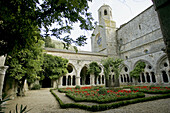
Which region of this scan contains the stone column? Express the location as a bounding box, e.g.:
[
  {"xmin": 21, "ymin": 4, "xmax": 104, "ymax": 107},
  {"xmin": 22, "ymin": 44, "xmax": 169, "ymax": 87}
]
[
  {"xmin": 71, "ymin": 76, "xmax": 72, "ymax": 86},
  {"xmin": 76, "ymin": 76, "xmax": 80, "ymax": 86},
  {"xmin": 149, "ymin": 73, "xmax": 153, "ymax": 83},
  {"xmin": 100, "ymin": 75, "xmax": 102, "ymax": 85},
  {"xmin": 58, "ymin": 76, "xmax": 62, "ymax": 87},
  {"xmin": 144, "ymin": 73, "xmax": 148, "ymax": 83},
  {"xmin": 140, "ymin": 74, "xmax": 143, "ymax": 83},
  {"xmin": 0, "ymin": 66, "xmax": 8, "ymax": 100},
  {"xmin": 53, "ymin": 80, "xmax": 57, "ymax": 88},
  {"xmin": 90, "ymin": 74, "xmax": 95, "ymax": 85}
]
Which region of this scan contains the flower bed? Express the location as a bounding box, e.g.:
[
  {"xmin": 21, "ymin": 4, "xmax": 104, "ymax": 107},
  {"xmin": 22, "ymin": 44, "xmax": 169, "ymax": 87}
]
[
  {"xmin": 58, "ymin": 86, "xmax": 145, "ymax": 103},
  {"xmin": 130, "ymin": 86, "xmax": 170, "ymax": 94},
  {"xmin": 51, "ymin": 89, "xmax": 170, "ymax": 112}
]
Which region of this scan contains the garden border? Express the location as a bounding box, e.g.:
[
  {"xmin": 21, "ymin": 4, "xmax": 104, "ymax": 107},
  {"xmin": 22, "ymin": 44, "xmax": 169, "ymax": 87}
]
[{"xmin": 50, "ymin": 89, "xmax": 170, "ymax": 112}]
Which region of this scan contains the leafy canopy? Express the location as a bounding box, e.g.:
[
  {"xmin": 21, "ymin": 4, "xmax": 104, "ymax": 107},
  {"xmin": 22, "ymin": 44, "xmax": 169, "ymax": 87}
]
[
  {"xmin": 42, "ymin": 54, "xmax": 68, "ymax": 80},
  {"xmin": 101, "ymin": 57, "xmax": 123, "ymax": 80},
  {"xmin": 5, "ymin": 39, "xmax": 44, "ymax": 83},
  {"xmin": 130, "ymin": 61, "xmax": 146, "ymax": 78},
  {"xmin": 87, "ymin": 62, "xmax": 101, "ymax": 76},
  {"xmin": 0, "ymin": 0, "xmax": 94, "ymax": 55}
]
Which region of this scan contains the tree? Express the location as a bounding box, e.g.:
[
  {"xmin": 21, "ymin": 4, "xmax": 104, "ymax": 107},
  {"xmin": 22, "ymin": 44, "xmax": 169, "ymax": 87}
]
[
  {"xmin": 88, "ymin": 62, "xmax": 101, "ymax": 76},
  {"xmin": 5, "ymin": 39, "xmax": 44, "ymax": 96},
  {"xmin": 101, "ymin": 57, "xmax": 123, "ymax": 87},
  {"xmin": 42, "ymin": 54, "xmax": 68, "ymax": 80},
  {"xmin": 130, "ymin": 61, "xmax": 146, "ymax": 85},
  {"xmin": 0, "ymin": 0, "xmax": 94, "ymax": 56},
  {"xmin": 44, "ymin": 36, "xmax": 55, "ymax": 48},
  {"xmin": 88, "ymin": 62, "xmax": 101, "ymax": 84}
]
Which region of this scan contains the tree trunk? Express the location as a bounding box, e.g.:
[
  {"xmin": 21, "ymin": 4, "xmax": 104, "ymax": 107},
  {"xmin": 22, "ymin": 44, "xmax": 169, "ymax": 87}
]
[
  {"xmin": 152, "ymin": 0, "xmax": 170, "ymax": 64},
  {"xmin": 17, "ymin": 78, "xmax": 26, "ymax": 96},
  {"xmin": 114, "ymin": 78, "xmax": 120, "ymax": 87}
]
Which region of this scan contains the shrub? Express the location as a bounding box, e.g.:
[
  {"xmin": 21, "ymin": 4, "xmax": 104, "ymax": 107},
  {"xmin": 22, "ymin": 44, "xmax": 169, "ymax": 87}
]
[
  {"xmin": 98, "ymin": 88, "xmax": 107, "ymax": 94},
  {"xmin": 50, "ymin": 89, "xmax": 170, "ymax": 112},
  {"xmin": 31, "ymin": 84, "xmax": 41, "ymax": 90},
  {"xmin": 75, "ymin": 85, "xmax": 81, "ymax": 89}
]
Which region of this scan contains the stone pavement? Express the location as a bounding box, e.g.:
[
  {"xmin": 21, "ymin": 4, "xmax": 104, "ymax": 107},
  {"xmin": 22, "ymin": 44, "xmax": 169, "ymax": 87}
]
[{"xmin": 4, "ymin": 88, "xmax": 170, "ymax": 113}]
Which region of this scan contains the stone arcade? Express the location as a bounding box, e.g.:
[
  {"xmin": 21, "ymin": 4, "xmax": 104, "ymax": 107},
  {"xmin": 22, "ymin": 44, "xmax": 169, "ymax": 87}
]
[{"xmin": 45, "ymin": 4, "xmax": 170, "ymax": 88}]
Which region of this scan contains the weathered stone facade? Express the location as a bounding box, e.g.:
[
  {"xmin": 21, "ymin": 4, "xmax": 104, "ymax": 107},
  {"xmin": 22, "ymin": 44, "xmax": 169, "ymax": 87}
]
[
  {"xmin": 91, "ymin": 5, "xmax": 169, "ymax": 86},
  {"xmin": 45, "ymin": 48, "xmax": 107, "ymax": 88},
  {"xmin": 45, "ymin": 4, "xmax": 169, "ymax": 88}
]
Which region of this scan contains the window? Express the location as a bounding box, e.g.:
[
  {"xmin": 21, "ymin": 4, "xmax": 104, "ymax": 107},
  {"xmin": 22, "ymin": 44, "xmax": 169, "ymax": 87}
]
[
  {"xmin": 139, "ymin": 25, "xmax": 141, "ymax": 30},
  {"xmin": 144, "ymin": 49, "xmax": 149, "ymax": 54},
  {"xmin": 124, "ymin": 67, "xmax": 128, "ymax": 72},
  {"xmin": 104, "ymin": 9, "xmax": 107, "ymax": 15}
]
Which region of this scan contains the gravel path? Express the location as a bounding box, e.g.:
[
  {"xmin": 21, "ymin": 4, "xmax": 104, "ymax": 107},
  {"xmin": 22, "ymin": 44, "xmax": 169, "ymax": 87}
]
[{"xmin": 4, "ymin": 88, "xmax": 170, "ymax": 113}]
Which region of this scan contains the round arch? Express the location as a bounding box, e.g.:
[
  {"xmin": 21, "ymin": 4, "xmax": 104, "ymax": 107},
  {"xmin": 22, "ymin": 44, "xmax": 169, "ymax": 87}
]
[{"xmin": 67, "ymin": 63, "xmax": 77, "ymax": 74}]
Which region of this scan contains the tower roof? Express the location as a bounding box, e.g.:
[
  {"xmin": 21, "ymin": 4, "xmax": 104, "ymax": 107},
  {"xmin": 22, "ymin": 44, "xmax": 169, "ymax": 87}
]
[{"xmin": 98, "ymin": 4, "xmax": 112, "ymax": 11}]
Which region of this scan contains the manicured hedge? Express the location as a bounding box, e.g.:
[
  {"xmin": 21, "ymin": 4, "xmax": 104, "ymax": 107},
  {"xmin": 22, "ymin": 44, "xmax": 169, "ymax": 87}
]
[
  {"xmin": 50, "ymin": 89, "xmax": 170, "ymax": 112},
  {"xmin": 66, "ymin": 93, "xmax": 145, "ymax": 103},
  {"xmin": 130, "ymin": 86, "xmax": 170, "ymax": 94}
]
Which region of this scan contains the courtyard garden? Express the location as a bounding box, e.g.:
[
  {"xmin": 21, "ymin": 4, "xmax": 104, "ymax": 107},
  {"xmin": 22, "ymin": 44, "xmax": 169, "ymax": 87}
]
[{"xmin": 51, "ymin": 85, "xmax": 170, "ymax": 112}]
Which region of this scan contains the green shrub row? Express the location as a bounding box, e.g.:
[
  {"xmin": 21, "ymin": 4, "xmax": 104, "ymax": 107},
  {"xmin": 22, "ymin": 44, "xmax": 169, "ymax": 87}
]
[
  {"xmin": 66, "ymin": 93, "xmax": 145, "ymax": 104},
  {"xmin": 131, "ymin": 88, "xmax": 170, "ymax": 94},
  {"xmin": 50, "ymin": 89, "xmax": 170, "ymax": 112}
]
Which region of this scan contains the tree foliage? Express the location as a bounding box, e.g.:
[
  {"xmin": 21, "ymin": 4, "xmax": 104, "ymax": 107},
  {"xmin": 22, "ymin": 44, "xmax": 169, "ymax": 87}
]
[
  {"xmin": 101, "ymin": 57, "xmax": 123, "ymax": 80},
  {"xmin": 130, "ymin": 61, "xmax": 146, "ymax": 78},
  {"xmin": 0, "ymin": 0, "xmax": 94, "ymax": 55},
  {"xmin": 87, "ymin": 62, "xmax": 101, "ymax": 76},
  {"xmin": 5, "ymin": 39, "xmax": 44, "ymax": 83},
  {"xmin": 44, "ymin": 36, "xmax": 55, "ymax": 48},
  {"xmin": 42, "ymin": 54, "xmax": 68, "ymax": 80}
]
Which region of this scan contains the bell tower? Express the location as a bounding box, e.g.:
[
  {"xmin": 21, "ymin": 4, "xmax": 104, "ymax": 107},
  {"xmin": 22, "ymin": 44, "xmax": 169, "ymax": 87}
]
[
  {"xmin": 91, "ymin": 4, "xmax": 118, "ymax": 57},
  {"xmin": 98, "ymin": 4, "xmax": 113, "ymax": 25}
]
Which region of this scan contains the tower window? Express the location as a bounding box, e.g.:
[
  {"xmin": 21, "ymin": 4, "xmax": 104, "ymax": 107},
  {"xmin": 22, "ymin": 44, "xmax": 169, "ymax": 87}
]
[
  {"xmin": 104, "ymin": 9, "xmax": 107, "ymax": 15},
  {"xmin": 99, "ymin": 11, "xmax": 101, "ymax": 17},
  {"xmin": 139, "ymin": 25, "xmax": 141, "ymax": 30}
]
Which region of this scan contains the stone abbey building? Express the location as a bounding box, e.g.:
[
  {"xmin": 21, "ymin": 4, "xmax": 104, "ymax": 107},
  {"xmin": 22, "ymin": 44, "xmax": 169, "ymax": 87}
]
[{"xmin": 45, "ymin": 4, "xmax": 170, "ymax": 88}]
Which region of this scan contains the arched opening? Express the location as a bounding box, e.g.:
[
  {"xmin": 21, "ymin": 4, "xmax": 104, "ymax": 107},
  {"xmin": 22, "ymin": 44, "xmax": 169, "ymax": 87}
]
[
  {"xmin": 42, "ymin": 75, "xmax": 51, "ymax": 88},
  {"xmin": 80, "ymin": 66, "xmax": 89, "ymax": 85},
  {"xmin": 112, "ymin": 75, "xmax": 114, "ymax": 82},
  {"xmin": 162, "ymin": 71, "xmax": 168, "ymax": 83},
  {"xmin": 146, "ymin": 73, "xmax": 151, "ymax": 83},
  {"xmin": 127, "ymin": 74, "xmax": 130, "ymax": 82},
  {"xmin": 130, "ymin": 77, "xmax": 133, "ymax": 82},
  {"xmin": 72, "ymin": 75, "xmax": 76, "ymax": 86},
  {"xmin": 164, "ymin": 62, "xmax": 168, "ymax": 67},
  {"xmin": 86, "ymin": 74, "xmax": 90, "ymax": 85},
  {"xmin": 104, "ymin": 9, "xmax": 107, "ymax": 15},
  {"xmin": 142, "ymin": 73, "xmax": 145, "ymax": 83},
  {"xmin": 138, "ymin": 76, "xmax": 141, "ymax": 82},
  {"xmin": 124, "ymin": 67, "xmax": 128, "ymax": 72},
  {"xmin": 121, "ymin": 75, "xmax": 123, "ymax": 82},
  {"xmin": 151, "ymin": 72, "xmax": 156, "ymax": 83},
  {"xmin": 67, "ymin": 65, "xmax": 73, "ymax": 73},
  {"xmin": 62, "ymin": 76, "xmax": 66, "ymax": 86},
  {"xmin": 67, "ymin": 76, "xmax": 71, "ymax": 86},
  {"xmin": 124, "ymin": 74, "xmax": 126, "ymax": 82},
  {"xmin": 98, "ymin": 76, "xmax": 101, "ymax": 84},
  {"xmin": 102, "ymin": 75, "xmax": 104, "ymax": 84}
]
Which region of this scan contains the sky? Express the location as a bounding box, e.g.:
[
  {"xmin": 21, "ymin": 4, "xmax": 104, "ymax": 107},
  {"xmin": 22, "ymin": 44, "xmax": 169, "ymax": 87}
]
[{"xmin": 69, "ymin": 0, "xmax": 153, "ymax": 51}]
